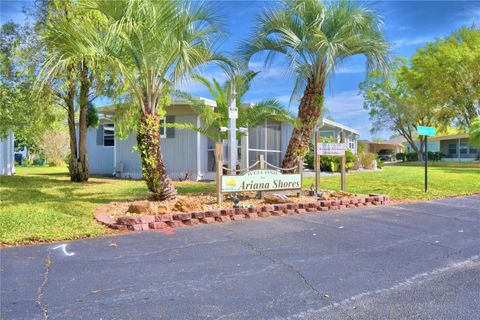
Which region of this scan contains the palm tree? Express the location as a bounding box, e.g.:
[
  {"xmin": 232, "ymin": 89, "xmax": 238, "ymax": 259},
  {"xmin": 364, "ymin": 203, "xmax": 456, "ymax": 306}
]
[
  {"xmin": 242, "ymin": 0, "xmax": 389, "ymax": 168},
  {"xmin": 86, "ymin": 0, "xmax": 224, "ymax": 200},
  {"xmin": 38, "ymin": 1, "xmax": 104, "ymax": 182},
  {"xmin": 173, "ymin": 71, "xmax": 294, "ymax": 146}
]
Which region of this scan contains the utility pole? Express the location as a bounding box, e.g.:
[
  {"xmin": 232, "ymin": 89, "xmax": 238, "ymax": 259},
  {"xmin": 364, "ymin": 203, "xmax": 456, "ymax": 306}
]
[{"xmin": 228, "ymin": 86, "xmax": 237, "ymax": 174}]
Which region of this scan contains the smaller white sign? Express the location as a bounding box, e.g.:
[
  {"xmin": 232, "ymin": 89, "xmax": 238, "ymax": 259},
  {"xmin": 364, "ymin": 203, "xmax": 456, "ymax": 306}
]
[
  {"xmin": 229, "ymin": 106, "xmax": 238, "ymax": 119},
  {"xmin": 317, "ymin": 143, "xmax": 347, "ymax": 156}
]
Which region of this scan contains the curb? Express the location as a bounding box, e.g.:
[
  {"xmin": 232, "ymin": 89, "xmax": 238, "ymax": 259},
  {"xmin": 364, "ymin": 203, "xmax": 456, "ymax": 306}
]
[{"xmin": 94, "ymin": 194, "xmax": 390, "ymax": 232}]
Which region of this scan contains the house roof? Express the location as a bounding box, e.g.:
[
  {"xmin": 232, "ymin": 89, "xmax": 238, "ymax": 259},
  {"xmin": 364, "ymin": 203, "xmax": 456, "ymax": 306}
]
[{"xmin": 318, "ymin": 118, "xmax": 360, "ymax": 135}]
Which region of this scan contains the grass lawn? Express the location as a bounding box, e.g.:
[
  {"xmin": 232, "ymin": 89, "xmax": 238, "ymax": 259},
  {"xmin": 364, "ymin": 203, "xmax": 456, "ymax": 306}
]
[
  {"xmin": 1, "ymin": 165, "xmax": 479, "ymax": 245},
  {"xmin": 387, "ymin": 161, "xmax": 480, "ymax": 169},
  {"xmin": 304, "ymin": 166, "xmax": 480, "ymax": 201},
  {"xmin": 0, "ymin": 166, "xmax": 214, "ymax": 245}
]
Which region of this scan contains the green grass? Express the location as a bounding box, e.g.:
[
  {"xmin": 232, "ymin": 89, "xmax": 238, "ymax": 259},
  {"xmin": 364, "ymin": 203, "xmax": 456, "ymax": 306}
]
[
  {"xmin": 1, "ymin": 165, "xmax": 479, "ymax": 245},
  {"xmin": 387, "ymin": 161, "xmax": 480, "ymax": 169},
  {"xmin": 0, "ymin": 166, "xmax": 214, "ymax": 245},
  {"xmin": 304, "ymin": 166, "xmax": 480, "ymax": 201}
]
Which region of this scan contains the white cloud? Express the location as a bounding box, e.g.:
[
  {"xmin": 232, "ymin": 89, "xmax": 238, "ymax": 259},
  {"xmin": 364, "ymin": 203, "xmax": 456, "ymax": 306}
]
[
  {"xmin": 392, "ymin": 36, "xmax": 435, "ymax": 48},
  {"xmin": 335, "ymin": 66, "xmax": 366, "ymax": 74}
]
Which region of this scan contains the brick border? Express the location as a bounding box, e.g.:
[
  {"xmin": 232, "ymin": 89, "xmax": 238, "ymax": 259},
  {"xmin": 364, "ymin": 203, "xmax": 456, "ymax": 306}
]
[{"xmin": 94, "ymin": 194, "xmax": 389, "ymax": 231}]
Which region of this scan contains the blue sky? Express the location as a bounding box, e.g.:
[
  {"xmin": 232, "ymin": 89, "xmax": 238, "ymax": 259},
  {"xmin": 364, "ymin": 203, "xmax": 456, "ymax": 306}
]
[{"xmin": 1, "ymin": 0, "xmax": 479, "ymax": 139}]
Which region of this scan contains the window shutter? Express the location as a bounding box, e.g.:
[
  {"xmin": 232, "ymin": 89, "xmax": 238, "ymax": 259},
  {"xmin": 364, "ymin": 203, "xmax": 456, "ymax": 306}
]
[
  {"xmin": 166, "ymin": 115, "xmax": 175, "ymax": 138},
  {"xmin": 96, "ymin": 125, "xmax": 104, "ymax": 145}
]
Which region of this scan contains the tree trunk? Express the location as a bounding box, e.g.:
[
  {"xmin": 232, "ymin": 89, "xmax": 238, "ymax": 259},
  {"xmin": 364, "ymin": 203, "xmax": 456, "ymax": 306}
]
[
  {"xmin": 65, "ymin": 76, "xmax": 81, "ymax": 182},
  {"xmin": 282, "ymin": 76, "xmax": 325, "ymax": 170},
  {"xmin": 137, "ymin": 113, "xmax": 177, "ymax": 200},
  {"xmin": 69, "ymin": 65, "xmax": 90, "ymax": 182}
]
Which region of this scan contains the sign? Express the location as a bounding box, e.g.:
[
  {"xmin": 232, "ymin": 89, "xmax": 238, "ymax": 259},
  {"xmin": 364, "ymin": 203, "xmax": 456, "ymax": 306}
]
[
  {"xmin": 221, "ymin": 169, "xmax": 301, "ymax": 193},
  {"xmin": 228, "ymin": 106, "xmax": 238, "ymax": 119},
  {"xmin": 417, "ymin": 126, "xmax": 436, "ymax": 136},
  {"xmin": 316, "ymin": 143, "xmax": 347, "ymax": 156}
]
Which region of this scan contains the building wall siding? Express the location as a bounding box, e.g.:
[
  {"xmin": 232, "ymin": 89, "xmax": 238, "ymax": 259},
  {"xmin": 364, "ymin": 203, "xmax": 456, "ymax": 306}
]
[
  {"xmin": 0, "ymin": 131, "xmax": 15, "ymax": 175},
  {"xmin": 115, "ymin": 114, "xmax": 198, "ymax": 180},
  {"xmin": 86, "ymin": 126, "xmax": 115, "ymax": 175}
]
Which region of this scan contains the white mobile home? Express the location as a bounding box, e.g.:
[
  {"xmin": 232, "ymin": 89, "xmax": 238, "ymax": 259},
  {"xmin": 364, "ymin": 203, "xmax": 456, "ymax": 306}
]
[
  {"xmin": 0, "ymin": 131, "xmax": 15, "ymax": 176},
  {"xmin": 85, "ymin": 99, "xmax": 359, "ymax": 180}
]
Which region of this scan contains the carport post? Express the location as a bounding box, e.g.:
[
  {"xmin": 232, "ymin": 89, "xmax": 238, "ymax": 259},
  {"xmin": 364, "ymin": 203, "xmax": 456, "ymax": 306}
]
[
  {"xmin": 424, "ymin": 136, "xmax": 428, "ymax": 192},
  {"xmin": 314, "ymin": 131, "xmax": 321, "ymax": 194},
  {"xmin": 340, "ymin": 131, "xmax": 346, "ymax": 192}
]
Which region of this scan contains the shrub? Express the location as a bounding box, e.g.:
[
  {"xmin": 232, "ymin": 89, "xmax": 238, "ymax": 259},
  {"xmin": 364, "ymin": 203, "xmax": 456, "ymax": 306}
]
[
  {"xmin": 405, "ymin": 152, "xmax": 418, "ymax": 162},
  {"xmin": 359, "ymin": 152, "xmax": 377, "ymax": 169},
  {"xmin": 38, "ymin": 129, "xmax": 69, "ymax": 167},
  {"xmin": 427, "ymin": 151, "xmax": 443, "ymax": 161},
  {"xmin": 396, "ymin": 152, "xmax": 406, "ymax": 162}
]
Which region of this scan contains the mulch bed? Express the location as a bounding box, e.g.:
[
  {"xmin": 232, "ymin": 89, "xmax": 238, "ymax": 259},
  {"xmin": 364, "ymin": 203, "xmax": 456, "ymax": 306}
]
[{"xmin": 94, "ymin": 190, "xmax": 390, "ymax": 233}]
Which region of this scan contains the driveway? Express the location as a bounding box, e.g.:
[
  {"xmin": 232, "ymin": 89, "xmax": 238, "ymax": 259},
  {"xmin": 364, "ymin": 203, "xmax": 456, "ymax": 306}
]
[{"xmin": 1, "ymin": 195, "xmax": 479, "ymax": 320}]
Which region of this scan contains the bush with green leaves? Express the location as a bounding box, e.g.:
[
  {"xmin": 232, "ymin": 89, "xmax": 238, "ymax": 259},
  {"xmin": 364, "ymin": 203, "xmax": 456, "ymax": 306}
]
[{"xmin": 396, "ymin": 152, "xmax": 406, "ymax": 162}]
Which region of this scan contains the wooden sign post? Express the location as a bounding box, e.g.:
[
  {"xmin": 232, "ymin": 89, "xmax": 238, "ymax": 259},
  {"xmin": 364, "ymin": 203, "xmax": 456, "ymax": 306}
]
[
  {"xmin": 340, "ymin": 131, "xmax": 346, "ymax": 192},
  {"xmin": 315, "ymin": 139, "xmax": 347, "ymax": 193},
  {"xmin": 216, "ymin": 142, "xmax": 223, "ymax": 206},
  {"xmin": 314, "ymin": 131, "xmax": 321, "ymax": 194}
]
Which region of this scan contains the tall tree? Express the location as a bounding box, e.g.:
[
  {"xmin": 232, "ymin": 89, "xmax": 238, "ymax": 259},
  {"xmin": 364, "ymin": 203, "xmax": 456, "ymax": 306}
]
[
  {"xmin": 242, "ymin": 0, "xmax": 389, "ymax": 169},
  {"xmin": 87, "ymin": 0, "xmax": 224, "ymax": 200},
  {"xmin": 469, "ymin": 117, "xmax": 480, "ymax": 147},
  {"xmin": 404, "ymin": 27, "xmax": 480, "ymax": 129},
  {"xmin": 173, "ymin": 71, "xmax": 294, "ymax": 145},
  {"xmin": 38, "ymin": 0, "xmax": 112, "ymax": 182},
  {"xmin": 360, "ymin": 59, "xmax": 437, "ymax": 161},
  {"xmin": 0, "ymin": 22, "xmax": 61, "ymax": 150}
]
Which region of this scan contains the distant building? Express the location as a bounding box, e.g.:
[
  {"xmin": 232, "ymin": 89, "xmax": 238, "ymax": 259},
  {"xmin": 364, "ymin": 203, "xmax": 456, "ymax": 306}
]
[
  {"xmin": 360, "ymin": 136, "xmax": 407, "ymax": 155},
  {"xmin": 407, "ymin": 133, "xmax": 478, "ymax": 161},
  {"xmin": 0, "ymin": 132, "xmax": 15, "ymax": 175},
  {"xmin": 83, "ymin": 99, "xmax": 360, "ymax": 180}
]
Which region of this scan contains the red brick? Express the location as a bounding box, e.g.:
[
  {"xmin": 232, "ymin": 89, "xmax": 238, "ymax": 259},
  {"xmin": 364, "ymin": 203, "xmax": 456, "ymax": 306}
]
[
  {"xmin": 200, "ymin": 217, "xmax": 216, "ymax": 224},
  {"xmin": 287, "ymin": 203, "xmax": 298, "ymax": 210},
  {"xmin": 271, "ymin": 211, "xmax": 283, "ymax": 216},
  {"xmin": 339, "ymin": 205, "xmax": 347, "ymax": 210},
  {"xmin": 295, "ymin": 208, "xmax": 307, "ymax": 214},
  {"xmin": 205, "ymin": 210, "xmax": 222, "ymax": 218},
  {"xmin": 232, "ymin": 214, "xmax": 245, "ymax": 221},
  {"xmin": 117, "ymin": 216, "xmax": 142, "ymax": 225},
  {"xmin": 258, "ymin": 211, "xmax": 271, "ymax": 218},
  {"xmin": 330, "ymin": 205, "xmax": 339, "ymax": 210},
  {"xmin": 261, "ymin": 205, "xmax": 274, "ymax": 212},
  {"xmin": 372, "ymin": 201, "xmax": 381, "ymax": 205},
  {"xmin": 173, "ymin": 212, "xmax": 192, "ymax": 220},
  {"xmin": 357, "ymin": 197, "xmax": 366, "ymax": 204},
  {"xmin": 111, "ymin": 224, "xmax": 128, "ymax": 230},
  {"xmin": 245, "ymin": 212, "xmax": 258, "ymax": 219},
  {"xmin": 140, "ymin": 215, "xmax": 155, "ymax": 224},
  {"xmin": 283, "ymin": 209, "xmax": 295, "ymax": 215},
  {"xmin": 274, "ymin": 204, "xmax": 287, "ymax": 211},
  {"xmin": 149, "ymin": 222, "xmax": 168, "ymax": 229},
  {"xmin": 248, "ymin": 207, "xmax": 259, "ymax": 213},
  {"xmin": 349, "ymin": 199, "xmax": 358, "ymax": 204},
  {"xmin": 215, "ymin": 216, "xmax": 231, "ymax": 222},
  {"xmin": 365, "ymin": 197, "xmax": 373, "ymax": 202},
  {"xmin": 306, "ymin": 207, "xmax": 317, "ymax": 212},
  {"xmin": 191, "ymin": 211, "xmax": 205, "ymax": 219},
  {"xmin": 155, "ymin": 214, "xmax": 172, "ymax": 222},
  {"xmin": 319, "ymin": 207, "xmax": 329, "ymax": 211},
  {"xmin": 308, "ymin": 202, "xmax": 318, "ymax": 208},
  {"xmin": 221, "ymin": 208, "xmax": 235, "ymax": 216},
  {"xmin": 319, "ymin": 200, "xmax": 331, "ymax": 207},
  {"xmin": 183, "ymin": 218, "xmax": 199, "ymax": 226},
  {"xmin": 166, "ymin": 220, "xmax": 185, "ymax": 228}
]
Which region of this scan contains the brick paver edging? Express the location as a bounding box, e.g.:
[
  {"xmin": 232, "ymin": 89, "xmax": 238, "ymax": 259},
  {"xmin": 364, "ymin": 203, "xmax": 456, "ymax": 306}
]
[{"xmin": 94, "ymin": 194, "xmax": 390, "ymax": 232}]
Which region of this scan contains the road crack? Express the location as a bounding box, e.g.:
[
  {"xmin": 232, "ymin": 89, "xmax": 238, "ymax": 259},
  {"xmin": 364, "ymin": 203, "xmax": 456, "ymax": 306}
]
[
  {"xmin": 36, "ymin": 252, "xmax": 52, "ymax": 320},
  {"xmin": 224, "ymin": 233, "xmax": 320, "ymax": 295}
]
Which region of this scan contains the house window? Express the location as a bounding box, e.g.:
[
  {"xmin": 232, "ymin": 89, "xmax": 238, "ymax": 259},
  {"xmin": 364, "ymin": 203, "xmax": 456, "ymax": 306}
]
[
  {"xmin": 159, "ymin": 118, "xmax": 166, "ymax": 138},
  {"xmin": 448, "ymin": 143, "xmax": 456, "ymax": 155},
  {"xmin": 319, "ymin": 131, "xmax": 335, "ymax": 141},
  {"xmin": 103, "ymin": 124, "xmax": 115, "ymax": 146},
  {"xmin": 248, "ymin": 120, "xmax": 282, "ymax": 167},
  {"xmin": 348, "ymin": 135, "xmax": 356, "ymax": 150},
  {"xmin": 460, "ymin": 142, "xmax": 468, "ymax": 154},
  {"xmin": 469, "ymin": 145, "xmax": 477, "ymax": 154}
]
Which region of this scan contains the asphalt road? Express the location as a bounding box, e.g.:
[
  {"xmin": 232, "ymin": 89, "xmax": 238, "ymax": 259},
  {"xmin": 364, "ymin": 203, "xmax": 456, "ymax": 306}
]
[{"xmin": 1, "ymin": 195, "xmax": 479, "ymax": 320}]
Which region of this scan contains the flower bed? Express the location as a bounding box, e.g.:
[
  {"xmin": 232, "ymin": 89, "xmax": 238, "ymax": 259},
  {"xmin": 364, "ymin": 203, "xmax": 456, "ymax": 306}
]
[{"xmin": 94, "ymin": 191, "xmax": 390, "ymax": 232}]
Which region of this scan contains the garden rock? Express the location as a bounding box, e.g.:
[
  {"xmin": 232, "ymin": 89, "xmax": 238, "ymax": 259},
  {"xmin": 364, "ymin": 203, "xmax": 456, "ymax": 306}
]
[
  {"xmin": 157, "ymin": 204, "xmax": 169, "ymax": 214},
  {"xmin": 126, "ymin": 201, "xmax": 152, "ymax": 214},
  {"xmin": 174, "ymin": 198, "xmax": 202, "ymax": 212},
  {"xmin": 264, "ymin": 194, "xmax": 290, "ymax": 204}
]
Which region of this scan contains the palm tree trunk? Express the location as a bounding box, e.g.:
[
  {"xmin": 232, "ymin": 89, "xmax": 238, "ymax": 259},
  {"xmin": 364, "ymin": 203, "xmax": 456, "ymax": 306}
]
[
  {"xmin": 282, "ymin": 76, "xmax": 325, "ymax": 170},
  {"xmin": 69, "ymin": 65, "xmax": 90, "ymax": 182},
  {"xmin": 137, "ymin": 112, "xmax": 177, "ymax": 200},
  {"xmin": 66, "ymin": 80, "xmax": 78, "ymax": 180}
]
